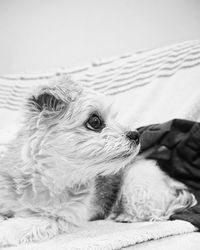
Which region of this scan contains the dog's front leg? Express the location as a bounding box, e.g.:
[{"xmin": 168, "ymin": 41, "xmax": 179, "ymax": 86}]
[{"xmin": 0, "ymin": 216, "xmax": 62, "ymax": 247}]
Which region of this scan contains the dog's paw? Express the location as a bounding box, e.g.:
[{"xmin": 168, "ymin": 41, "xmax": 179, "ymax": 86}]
[
  {"xmin": 0, "ymin": 217, "xmax": 59, "ymax": 247},
  {"xmin": 107, "ymin": 212, "xmax": 135, "ymax": 223},
  {"xmin": 106, "ymin": 212, "xmax": 118, "ymax": 220},
  {"xmin": 112, "ymin": 213, "xmax": 136, "ymax": 223}
]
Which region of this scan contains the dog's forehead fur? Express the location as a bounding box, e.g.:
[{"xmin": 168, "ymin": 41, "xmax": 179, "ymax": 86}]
[
  {"xmin": 69, "ymin": 91, "xmax": 115, "ymax": 127},
  {"xmin": 26, "ymin": 77, "xmax": 117, "ymax": 134}
]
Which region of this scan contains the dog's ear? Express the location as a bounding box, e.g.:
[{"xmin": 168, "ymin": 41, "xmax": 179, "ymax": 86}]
[
  {"xmin": 26, "ymin": 90, "xmax": 68, "ymax": 128},
  {"xmin": 27, "ymin": 77, "xmax": 81, "ymax": 114},
  {"xmin": 28, "ymin": 92, "xmax": 66, "ymax": 113},
  {"xmin": 25, "ymin": 77, "xmax": 82, "ymax": 128}
]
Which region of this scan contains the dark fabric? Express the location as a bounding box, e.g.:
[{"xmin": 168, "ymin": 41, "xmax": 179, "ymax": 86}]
[{"xmin": 137, "ymin": 119, "xmax": 200, "ymax": 229}]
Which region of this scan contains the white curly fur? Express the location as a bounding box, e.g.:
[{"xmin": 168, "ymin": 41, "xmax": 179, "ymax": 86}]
[
  {"xmin": 109, "ymin": 159, "xmax": 196, "ymax": 222},
  {"xmin": 0, "ymin": 76, "xmax": 196, "ymax": 246}
]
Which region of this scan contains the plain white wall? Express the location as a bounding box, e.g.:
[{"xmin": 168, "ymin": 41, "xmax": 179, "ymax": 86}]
[{"xmin": 0, "ymin": 0, "xmax": 200, "ymax": 74}]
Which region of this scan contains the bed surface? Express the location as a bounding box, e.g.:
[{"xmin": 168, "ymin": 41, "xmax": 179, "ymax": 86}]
[{"xmin": 0, "ymin": 40, "xmax": 200, "ymax": 249}]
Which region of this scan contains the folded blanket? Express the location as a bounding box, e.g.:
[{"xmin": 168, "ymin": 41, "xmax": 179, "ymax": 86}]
[{"xmin": 1, "ymin": 40, "xmax": 200, "ymax": 249}]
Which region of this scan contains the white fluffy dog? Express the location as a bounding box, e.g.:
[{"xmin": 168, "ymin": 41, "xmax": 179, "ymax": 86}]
[{"xmin": 0, "ymin": 77, "xmax": 196, "ymax": 246}]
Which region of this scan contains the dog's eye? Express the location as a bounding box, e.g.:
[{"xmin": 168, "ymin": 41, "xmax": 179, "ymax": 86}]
[{"xmin": 85, "ymin": 114, "xmax": 104, "ymax": 132}]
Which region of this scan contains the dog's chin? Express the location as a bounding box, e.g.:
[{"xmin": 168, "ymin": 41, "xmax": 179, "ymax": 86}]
[
  {"xmin": 98, "ymin": 144, "xmax": 140, "ymax": 176},
  {"xmin": 122, "ymin": 144, "xmax": 141, "ymax": 167}
]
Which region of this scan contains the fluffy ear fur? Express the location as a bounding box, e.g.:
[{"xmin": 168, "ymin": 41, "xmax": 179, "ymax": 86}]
[
  {"xmin": 28, "ymin": 92, "xmax": 66, "ymax": 113},
  {"xmin": 25, "ymin": 76, "xmax": 82, "ymax": 127}
]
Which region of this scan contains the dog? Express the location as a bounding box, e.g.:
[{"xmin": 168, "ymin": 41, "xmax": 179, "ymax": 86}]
[{"xmin": 0, "ymin": 76, "xmax": 196, "ymax": 246}]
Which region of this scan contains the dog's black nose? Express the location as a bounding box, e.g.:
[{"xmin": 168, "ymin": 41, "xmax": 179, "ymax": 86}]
[{"xmin": 126, "ymin": 131, "xmax": 140, "ymax": 145}]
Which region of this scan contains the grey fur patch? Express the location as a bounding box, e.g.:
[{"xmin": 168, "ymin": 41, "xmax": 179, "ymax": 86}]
[{"xmin": 91, "ymin": 172, "xmax": 122, "ymax": 220}]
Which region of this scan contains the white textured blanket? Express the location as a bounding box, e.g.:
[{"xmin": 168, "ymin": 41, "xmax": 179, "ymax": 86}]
[
  {"xmin": 0, "ymin": 40, "xmax": 200, "ymax": 249},
  {"xmin": 1, "ymin": 220, "xmax": 197, "ymax": 250}
]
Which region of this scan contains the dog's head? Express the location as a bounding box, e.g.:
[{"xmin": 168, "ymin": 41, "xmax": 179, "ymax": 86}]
[{"xmin": 23, "ymin": 76, "xmax": 140, "ymax": 188}]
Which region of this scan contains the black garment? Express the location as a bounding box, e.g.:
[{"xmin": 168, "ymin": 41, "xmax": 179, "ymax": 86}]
[{"xmin": 137, "ymin": 119, "xmax": 200, "ymax": 229}]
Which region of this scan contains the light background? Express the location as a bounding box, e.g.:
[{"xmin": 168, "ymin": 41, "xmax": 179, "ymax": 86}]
[{"xmin": 0, "ymin": 0, "xmax": 200, "ymax": 74}]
